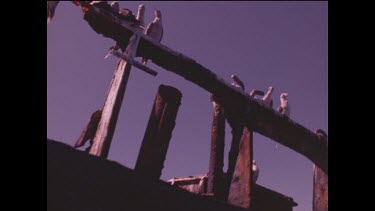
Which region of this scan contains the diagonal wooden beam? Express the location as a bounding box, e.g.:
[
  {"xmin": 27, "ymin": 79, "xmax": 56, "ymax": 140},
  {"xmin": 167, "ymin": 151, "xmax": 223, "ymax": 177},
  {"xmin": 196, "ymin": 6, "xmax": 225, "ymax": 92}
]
[
  {"xmin": 89, "ymin": 60, "xmax": 132, "ymax": 158},
  {"xmin": 80, "ymin": 2, "xmax": 328, "ymax": 174}
]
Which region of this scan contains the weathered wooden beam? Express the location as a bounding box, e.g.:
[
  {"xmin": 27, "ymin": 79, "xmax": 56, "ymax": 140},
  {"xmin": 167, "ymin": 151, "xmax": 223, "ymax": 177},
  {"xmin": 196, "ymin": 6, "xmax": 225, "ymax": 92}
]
[
  {"xmin": 313, "ymin": 164, "xmax": 328, "ymax": 211},
  {"xmin": 134, "ymin": 85, "xmax": 182, "ymax": 180},
  {"xmin": 81, "ymin": 3, "xmax": 328, "ymax": 174},
  {"xmin": 110, "ymin": 50, "xmax": 158, "ymax": 76},
  {"xmin": 227, "ymin": 128, "xmax": 253, "ymax": 208},
  {"xmin": 207, "ymin": 95, "xmax": 225, "ymax": 198},
  {"xmin": 89, "ymin": 60, "xmax": 132, "ymax": 158}
]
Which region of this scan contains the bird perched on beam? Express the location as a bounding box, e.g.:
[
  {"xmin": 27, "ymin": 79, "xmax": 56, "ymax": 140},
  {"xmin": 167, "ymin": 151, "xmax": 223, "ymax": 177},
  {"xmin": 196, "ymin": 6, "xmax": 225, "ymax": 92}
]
[
  {"xmin": 110, "ymin": 1, "xmax": 119, "ymax": 11},
  {"xmin": 262, "ymin": 86, "xmax": 274, "ymax": 108},
  {"xmin": 106, "ymin": 2, "xmax": 144, "ymax": 54},
  {"xmin": 47, "ymin": 1, "xmax": 60, "ymax": 23},
  {"xmin": 136, "ymin": 4, "xmax": 146, "ymax": 28},
  {"xmin": 249, "ymin": 90, "xmax": 265, "ymax": 98},
  {"xmin": 231, "ymin": 74, "xmax": 245, "ymax": 90},
  {"xmin": 142, "ymin": 9, "xmax": 164, "ymax": 65},
  {"xmin": 277, "ymin": 93, "xmax": 290, "ymax": 117}
]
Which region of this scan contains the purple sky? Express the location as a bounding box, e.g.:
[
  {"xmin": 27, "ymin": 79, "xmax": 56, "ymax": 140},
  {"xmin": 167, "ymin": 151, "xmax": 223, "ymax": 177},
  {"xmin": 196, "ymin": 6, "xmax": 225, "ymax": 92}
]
[{"xmin": 47, "ymin": 2, "xmax": 327, "ymax": 211}]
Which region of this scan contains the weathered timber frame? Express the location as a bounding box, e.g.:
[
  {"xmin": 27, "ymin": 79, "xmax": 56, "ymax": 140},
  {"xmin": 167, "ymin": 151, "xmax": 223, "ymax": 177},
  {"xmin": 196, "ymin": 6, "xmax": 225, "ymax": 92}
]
[{"xmin": 80, "ymin": 1, "xmax": 327, "ymax": 174}]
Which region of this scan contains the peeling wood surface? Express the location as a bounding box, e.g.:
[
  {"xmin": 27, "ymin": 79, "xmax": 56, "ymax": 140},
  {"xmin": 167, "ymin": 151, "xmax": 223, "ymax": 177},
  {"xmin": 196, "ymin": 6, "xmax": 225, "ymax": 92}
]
[
  {"xmin": 89, "ymin": 60, "xmax": 132, "ymax": 158},
  {"xmin": 81, "ymin": 3, "xmax": 327, "ymax": 174},
  {"xmin": 135, "ymin": 85, "xmax": 182, "ymax": 180}
]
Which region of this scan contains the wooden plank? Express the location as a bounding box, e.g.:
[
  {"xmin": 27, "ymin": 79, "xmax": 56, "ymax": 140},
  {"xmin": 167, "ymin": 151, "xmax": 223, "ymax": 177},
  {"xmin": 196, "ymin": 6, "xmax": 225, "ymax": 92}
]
[
  {"xmin": 110, "ymin": 50, "xmax": 158, "ymax": 76},
  {"xmin": 227, "ymin": 128, "xmax": 253, "ymax": 208},
  {"xmin": 207, "ymin": 96, "xmax": 225, "ymax": 198},
  {"xmin": 81, "ymin": 3, "xmax": 328, "ymax": 174},
  {"xmin": 134, "ymin": 85, "xmax": 182, "ymax": 179},
  {"xmin": 89, "ymin": 60, "xmax": 132, "ymax": 158}
]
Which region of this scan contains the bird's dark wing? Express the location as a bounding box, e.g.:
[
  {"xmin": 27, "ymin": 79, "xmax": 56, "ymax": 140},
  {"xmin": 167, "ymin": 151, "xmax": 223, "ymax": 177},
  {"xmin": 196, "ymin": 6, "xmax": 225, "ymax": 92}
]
[
  {"xmin": 145, "ymin": 22, "xmax": 155, "ymax": 36},
  {"xmin": 159, "ymin": 27, "xmax": 163, "ymax": 42}
]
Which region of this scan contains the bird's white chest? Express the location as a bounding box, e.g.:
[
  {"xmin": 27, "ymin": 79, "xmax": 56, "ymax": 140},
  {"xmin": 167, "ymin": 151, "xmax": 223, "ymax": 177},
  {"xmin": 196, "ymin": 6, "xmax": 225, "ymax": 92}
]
[{"xmin": 281, "ymin": 99, "xmax": 288, "ymax": 108}]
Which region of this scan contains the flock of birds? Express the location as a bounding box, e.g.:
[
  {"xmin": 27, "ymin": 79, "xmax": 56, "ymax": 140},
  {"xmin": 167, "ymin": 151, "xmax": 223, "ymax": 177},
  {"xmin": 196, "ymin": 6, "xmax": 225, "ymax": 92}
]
[
  {"xmin": 48, "ymin": 1, "xmax": 328, "ymax": 185},
  {"xmin": 228, "ymin": 74, "xmax": 293, "ymax": 183},
  {"xmin": 47, "ymin": 1, "xmax": 164, "ymax": 65},
  {"xmin": 230, "ymin": 74, "xmax": 290, "ymax": 118}
]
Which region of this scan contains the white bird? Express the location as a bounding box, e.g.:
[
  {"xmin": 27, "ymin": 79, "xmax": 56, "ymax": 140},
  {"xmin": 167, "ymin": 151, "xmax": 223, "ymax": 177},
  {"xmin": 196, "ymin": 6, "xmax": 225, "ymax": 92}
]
[
  {"xmin": 110, "ymin": 1, "xmax": 119, "ymax": 11},
  {"xmin": 142, "ymin": 9, "xmax": 163, "ymax": 65},
  {"xmin": 262, "ymin": 86, "xmax": 274, "ymax": 107},
  {"xmin": 47, "ymin": 1, "xmax": 60, "ymax": 24},
  {"xmin": 136, "ymin": 4, "xmax": 146, "ymax": 28},
  {"xmin": 252, "ymin": 160, "xmax": 259, "ymax": 183},
  {"xmin": 277, "ymin": 93, "xmax": 290, "ymax": 117}
]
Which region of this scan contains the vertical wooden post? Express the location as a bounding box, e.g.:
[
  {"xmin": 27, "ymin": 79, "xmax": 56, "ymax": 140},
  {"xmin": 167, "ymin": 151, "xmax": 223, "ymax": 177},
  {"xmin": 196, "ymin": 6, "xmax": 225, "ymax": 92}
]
[
  {"xmin": 89, "ymin": 60, "xmax": 132, "ymax": 158},
  {"xmin": 134, "ymin": 85, "xmax": 182, "ymax": 180},
  {"xmin": 207, "ymin": 95, "xmax": 225, "ymax": 198},
  {"xmin": 227, "ymin": 127, "xmax": 253, "ymax": 209},
  {"xmin": 313, "ymin": 164, "xmax": 328, "ymax": 211},
  {"xmin": 226, "ymin": 74, "xmax": 246, "ymax": 199}
]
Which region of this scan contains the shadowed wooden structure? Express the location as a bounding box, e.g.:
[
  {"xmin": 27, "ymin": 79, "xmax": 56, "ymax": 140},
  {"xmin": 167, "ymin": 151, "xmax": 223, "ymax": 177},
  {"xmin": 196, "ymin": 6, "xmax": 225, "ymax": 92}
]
[
  {"xmin": 48, "ymin": 2, "xmax": 327, "ymax": 211},
  {"xmin": 78, "ymin": 1, "xmax": 327, "ymax": 174},
  {"xmin": 135, "ymin": 85, "xmax": 182, "ymax": 180}
]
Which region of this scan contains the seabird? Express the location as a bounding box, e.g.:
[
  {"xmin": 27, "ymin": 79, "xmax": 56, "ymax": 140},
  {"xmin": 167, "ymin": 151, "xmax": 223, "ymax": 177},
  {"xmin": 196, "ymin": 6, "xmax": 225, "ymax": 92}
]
[
  {"xmin": 110, "ymin": 1, "xmax": 119, "ymax": 11},
  {"xmin": 47, "ymin": 1, "xmax": 60, "ymax": 24},
  {"xmin": 252, "ymin": 160, "xmax": 259, "ymax": 183},
  {"xmin": 142, "ymin": 8, "xmax": 164, "ymax": 65},
  {"xmin": 277, "ymin": 93, "xmax": 290, "ymax": 117},
  {"xmin": 262, "ymin": 86, "xmax": 274, "ymax": 107},
  {"xmin": 106, "ymin": 2, "xmax": 140, "ymax": 54},
  {"xmin": 249, "ymin": 89, "xmax": 265, "ymax": 98},
  {"xmin": 231, "ymin": 74, "xmax": 245, "ymax": 90},
  {"xmin": 119, "ymin": 7, "xmax": 137, "ymax": 23},
  {"xmin": 136, "ymin": 4, "xmax": 146, "ymax": 28}
]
